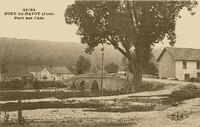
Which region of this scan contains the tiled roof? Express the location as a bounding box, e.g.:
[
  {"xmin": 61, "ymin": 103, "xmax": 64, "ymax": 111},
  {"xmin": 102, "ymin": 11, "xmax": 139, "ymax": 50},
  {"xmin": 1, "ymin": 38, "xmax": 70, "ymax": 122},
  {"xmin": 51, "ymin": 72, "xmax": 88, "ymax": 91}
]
[
  {"xmin": 157, "ymin": 47, "xmax": 200, "ymax": 62},
  {"xmin": 45, "ymin": 67, "xmax": 72, "ymax": 74}
]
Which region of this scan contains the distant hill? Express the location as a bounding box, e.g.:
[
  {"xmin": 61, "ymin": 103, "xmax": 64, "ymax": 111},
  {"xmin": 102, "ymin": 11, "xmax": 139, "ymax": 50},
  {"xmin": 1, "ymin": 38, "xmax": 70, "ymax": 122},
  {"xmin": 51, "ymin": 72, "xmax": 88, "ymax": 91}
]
[{"xmin": 0, "ymin": 37, "xmax": 124, "ymax": 67}]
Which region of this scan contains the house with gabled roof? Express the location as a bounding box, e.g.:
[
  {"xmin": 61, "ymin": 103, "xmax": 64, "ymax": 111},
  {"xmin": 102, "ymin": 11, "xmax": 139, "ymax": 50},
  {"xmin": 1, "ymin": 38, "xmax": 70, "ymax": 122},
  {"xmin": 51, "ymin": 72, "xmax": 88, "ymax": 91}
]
[
  {"xmin": 39, "ymin": 66, "xmax": 74, "ymax": 81},
  {"xmin": 157, "ymin": 47, "xmax": 200, "ymax": 80},
  {"xmin": 27, "ymin": 65, "xmax": 46, "ymax": 80}
]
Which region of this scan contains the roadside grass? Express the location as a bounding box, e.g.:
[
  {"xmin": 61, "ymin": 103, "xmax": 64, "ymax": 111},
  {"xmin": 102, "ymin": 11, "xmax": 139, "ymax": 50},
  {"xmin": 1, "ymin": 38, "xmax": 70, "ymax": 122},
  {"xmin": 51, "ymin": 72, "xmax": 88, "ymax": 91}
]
[
  {"xmin": 0, "ymin": 97, "xmax": 156, "ymax": 112},
  {"xmin": 0, "ymin": 90, "xmax": 131, "ymax": 101},
  {"xmin": 0, "ymin": 100, "xmax": 104, "ymax": 111},
  {"xmin": 136, "ymin": 81, "xmax": 166, "ymax": 92},
  {"xmin": 0, "ymin": 91, "xmax": 91, "ymax": 101}
]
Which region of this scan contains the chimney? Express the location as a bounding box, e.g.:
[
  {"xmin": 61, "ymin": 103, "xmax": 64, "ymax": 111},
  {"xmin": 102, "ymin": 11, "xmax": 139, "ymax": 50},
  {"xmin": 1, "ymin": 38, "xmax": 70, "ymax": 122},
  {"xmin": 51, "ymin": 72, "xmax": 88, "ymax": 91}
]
[{"xmin": 50, "ymin": 65, "xmax": 53, "ymax": 69}]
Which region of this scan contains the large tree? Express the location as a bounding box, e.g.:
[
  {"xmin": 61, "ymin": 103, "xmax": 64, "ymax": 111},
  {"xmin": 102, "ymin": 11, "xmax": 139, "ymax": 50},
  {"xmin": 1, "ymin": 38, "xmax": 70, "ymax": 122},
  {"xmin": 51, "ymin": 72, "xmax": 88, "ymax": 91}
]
[
  {"xmin": 122, "ymin": 50, "xmax": 156, "ymax": 74},
  {"xmin": 76, "ymin": 55, "xmax": 91, "ymax": 74},
  {"xmin": 65, "ymin": 0, "xmax": 197, "ymax": 92}
]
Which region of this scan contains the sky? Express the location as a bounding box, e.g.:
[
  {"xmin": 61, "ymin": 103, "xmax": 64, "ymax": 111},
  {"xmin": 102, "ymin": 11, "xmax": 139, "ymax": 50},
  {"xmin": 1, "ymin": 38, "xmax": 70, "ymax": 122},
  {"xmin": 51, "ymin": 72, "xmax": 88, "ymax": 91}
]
[
  {"xmin": 0, "ymin": 0, "xmax": 200, "ymax": 49},
  {"xmin": 0, "ymin": 0, "xmax": 79, "ymax": 42}
]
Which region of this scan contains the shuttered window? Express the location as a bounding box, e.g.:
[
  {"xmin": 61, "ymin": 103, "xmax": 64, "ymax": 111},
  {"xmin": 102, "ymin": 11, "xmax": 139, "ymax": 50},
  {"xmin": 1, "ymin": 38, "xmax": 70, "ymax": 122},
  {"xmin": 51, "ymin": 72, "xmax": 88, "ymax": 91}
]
[{"xmin": 183, "ymin": 61, "xmax": 186, "ymax": 69}]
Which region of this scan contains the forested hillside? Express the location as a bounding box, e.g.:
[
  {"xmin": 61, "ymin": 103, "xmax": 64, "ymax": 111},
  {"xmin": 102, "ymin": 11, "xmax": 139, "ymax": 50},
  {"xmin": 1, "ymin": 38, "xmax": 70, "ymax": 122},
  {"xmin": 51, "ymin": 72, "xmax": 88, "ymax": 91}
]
[{"xmin": 0, "ymin": 37, "xmax": 123, "ymax": 67}]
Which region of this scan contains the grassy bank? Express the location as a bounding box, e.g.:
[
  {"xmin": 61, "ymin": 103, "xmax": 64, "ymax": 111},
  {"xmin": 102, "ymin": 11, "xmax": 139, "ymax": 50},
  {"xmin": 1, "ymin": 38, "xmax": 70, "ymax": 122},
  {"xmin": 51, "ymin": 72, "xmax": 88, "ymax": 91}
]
[
  {"xmin": 0, "ymin": 99, "xmax": 155, "ymax": 112},
  {"xmin": 0, "ymin": 91, "xmax": 91, "ymax": 101}
]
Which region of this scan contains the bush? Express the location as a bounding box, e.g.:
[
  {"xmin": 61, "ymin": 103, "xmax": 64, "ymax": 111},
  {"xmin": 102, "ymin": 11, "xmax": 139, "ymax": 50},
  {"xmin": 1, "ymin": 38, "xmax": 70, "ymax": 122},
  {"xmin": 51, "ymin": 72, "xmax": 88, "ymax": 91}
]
[
  {"xmin": 170, "ymin": 78, "xmax": 179, "ymax": 81},
  {"xmin": 163, "ymin": 84, "xmax": 200, "ymax": 104},
  {"xmin": 189, "ymin": 77, "xmax": 196, "ymax": 82},
  {"xmin": 182, "ymin": 84, "xmax": 198, "ymax": 90},
  {"xmin": 32, "ymin": 81, "xmax": 66, "ymax": 89},
  {"xmin": 189, "ymin": 78, "xmax": 200, "ymax": 83},
  {"xmin": 170, "ymin": 89, "xmax": 199, "ymax": 101},
  {"xmin": 104, "ymin": 62, "xmax": 119, "ymax": 73},
  {"xmin": 0, "ymin": 80, "xmax": 26, "ymax": 90}
]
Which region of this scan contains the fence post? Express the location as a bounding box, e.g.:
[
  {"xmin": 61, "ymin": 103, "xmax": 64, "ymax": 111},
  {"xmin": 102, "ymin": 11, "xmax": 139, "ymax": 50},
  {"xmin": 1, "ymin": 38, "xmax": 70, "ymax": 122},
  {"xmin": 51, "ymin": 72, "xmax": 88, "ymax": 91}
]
[
  {"xmin": 17, "ymin": 89, "xmax": 24, "ymax": 125},
  {"xmin": 18, "ymin": 100, "xmax": 22, "ymax": 125}
]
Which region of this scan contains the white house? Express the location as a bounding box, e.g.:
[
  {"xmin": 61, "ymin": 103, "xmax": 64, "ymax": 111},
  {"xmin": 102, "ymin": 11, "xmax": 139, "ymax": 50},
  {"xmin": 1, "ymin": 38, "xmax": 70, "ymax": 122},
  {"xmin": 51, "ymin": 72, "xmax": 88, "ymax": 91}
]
[
  {"xmin": 38, "ymin": 66, "xmax": 74, "ymax": 81},
  {"xmin": 157, "ymin": 47, "xmax": 200, "ymax": 80}
]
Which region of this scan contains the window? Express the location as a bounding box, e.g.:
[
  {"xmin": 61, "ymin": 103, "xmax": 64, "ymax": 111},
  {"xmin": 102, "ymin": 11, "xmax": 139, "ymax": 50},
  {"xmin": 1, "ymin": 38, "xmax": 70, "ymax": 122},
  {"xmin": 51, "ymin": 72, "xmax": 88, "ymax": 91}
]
[
  {"xmin": 197, "ymin": 73, "xmax": 200, "ymax": 79},
  {"xmin": 183, "ymin": 61, "xmax": 187, "ymax": 69},
  {"xmin": 197, "ymin": 62, "xmax": 200, "ymax": 69}
]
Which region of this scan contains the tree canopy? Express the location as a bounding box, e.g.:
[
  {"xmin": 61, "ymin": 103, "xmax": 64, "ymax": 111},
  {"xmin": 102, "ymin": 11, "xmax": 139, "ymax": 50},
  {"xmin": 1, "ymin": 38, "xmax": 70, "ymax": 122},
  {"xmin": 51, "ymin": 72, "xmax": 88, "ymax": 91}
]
[
  {"xmin": 76, "ymin": 55, "xmax": 91, "ymax": 74},
  {"xmin": 104, "ymin": 62, "xmax": 119, "ymax": 73},
  {"xmin": 65, "ymin": 0, "xmax": 197, "ymax": 91}
]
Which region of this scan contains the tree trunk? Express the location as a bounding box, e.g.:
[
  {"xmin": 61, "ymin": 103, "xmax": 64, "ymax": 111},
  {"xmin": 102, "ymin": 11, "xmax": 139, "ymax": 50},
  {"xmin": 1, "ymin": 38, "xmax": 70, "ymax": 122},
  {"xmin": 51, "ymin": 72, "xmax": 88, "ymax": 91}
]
[
  {"xmin": 129, "ymin": 59, "xmax": 142, "ymax": 92},
  {"xmin": 129, "ymin": 40, "xmax": 143, "ymax": 92},
  {"xmin": 133, "ymin": 60, "xmax": 142, "ymax": 92}
]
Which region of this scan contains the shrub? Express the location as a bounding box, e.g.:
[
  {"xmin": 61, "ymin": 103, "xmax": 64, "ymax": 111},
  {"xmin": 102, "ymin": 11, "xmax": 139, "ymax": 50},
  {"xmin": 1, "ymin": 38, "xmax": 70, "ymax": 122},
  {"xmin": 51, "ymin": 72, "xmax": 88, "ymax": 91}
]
[
  {"xmin": 170, "ymin": 89, "xmax": 199, "ymax": 101},
  {"xmin": 163, "ymin": 84, "xmax": 200, "ymax": 104},
  {"xmin": 0, "ymin": 80, "xmax": 26, "ymax": 90},
  {"xmin": 189, "ymin": 78, "xmax": 200, "ymax": 83},
  {"xmin": 170, "ymin": 78, "xmax": 179, "ymax": 81},
  {"xmin": 189, "ymin": 77, "xmax": 196, "ymax": 82},
  {"xmin": 182, "ymin": 84, "xmax": 198, "ymax": 90},
  {"xmin": 32, "ymin": 81, "xmax": 66, "ymax": 90}
]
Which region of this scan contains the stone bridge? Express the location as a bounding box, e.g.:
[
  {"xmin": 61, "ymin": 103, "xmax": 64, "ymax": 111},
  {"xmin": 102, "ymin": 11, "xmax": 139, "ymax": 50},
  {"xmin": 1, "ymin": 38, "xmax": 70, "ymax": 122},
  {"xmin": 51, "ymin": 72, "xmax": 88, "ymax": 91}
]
[{"xmin": 62, "ymin": 75, "xmax": 131, "ymax": 91}]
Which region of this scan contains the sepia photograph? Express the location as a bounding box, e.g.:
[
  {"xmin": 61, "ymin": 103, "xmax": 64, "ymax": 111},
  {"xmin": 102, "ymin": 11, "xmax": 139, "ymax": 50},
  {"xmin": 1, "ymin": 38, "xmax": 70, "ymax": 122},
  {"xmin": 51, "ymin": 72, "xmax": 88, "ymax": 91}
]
[{"xmin": 0, "ymin": 0, "xmax": 200, "ymax": 126}]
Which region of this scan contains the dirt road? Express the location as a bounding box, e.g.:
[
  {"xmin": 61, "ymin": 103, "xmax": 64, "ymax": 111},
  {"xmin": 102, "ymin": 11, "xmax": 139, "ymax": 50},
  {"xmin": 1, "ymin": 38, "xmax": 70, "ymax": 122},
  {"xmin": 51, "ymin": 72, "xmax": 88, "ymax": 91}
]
[{"xmin": 2, "ymin": 97, "xmax": 200, "ymax": 127}]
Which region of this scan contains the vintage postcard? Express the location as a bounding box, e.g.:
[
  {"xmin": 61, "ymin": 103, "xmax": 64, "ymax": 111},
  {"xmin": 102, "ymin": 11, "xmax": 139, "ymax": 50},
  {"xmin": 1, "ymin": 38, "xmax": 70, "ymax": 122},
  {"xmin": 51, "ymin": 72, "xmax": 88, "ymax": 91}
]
[{"xmin": 0, "ymin": 0, "xmax": 200, "ymax": 127}]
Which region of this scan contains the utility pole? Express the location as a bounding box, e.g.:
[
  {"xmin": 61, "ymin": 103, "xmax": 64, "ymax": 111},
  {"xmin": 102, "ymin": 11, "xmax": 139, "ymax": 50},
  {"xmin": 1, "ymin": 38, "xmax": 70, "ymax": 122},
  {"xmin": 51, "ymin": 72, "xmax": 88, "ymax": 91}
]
[{"xmin": 101, "ymin": 45, "xmax": 104, "ymax": 96}]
